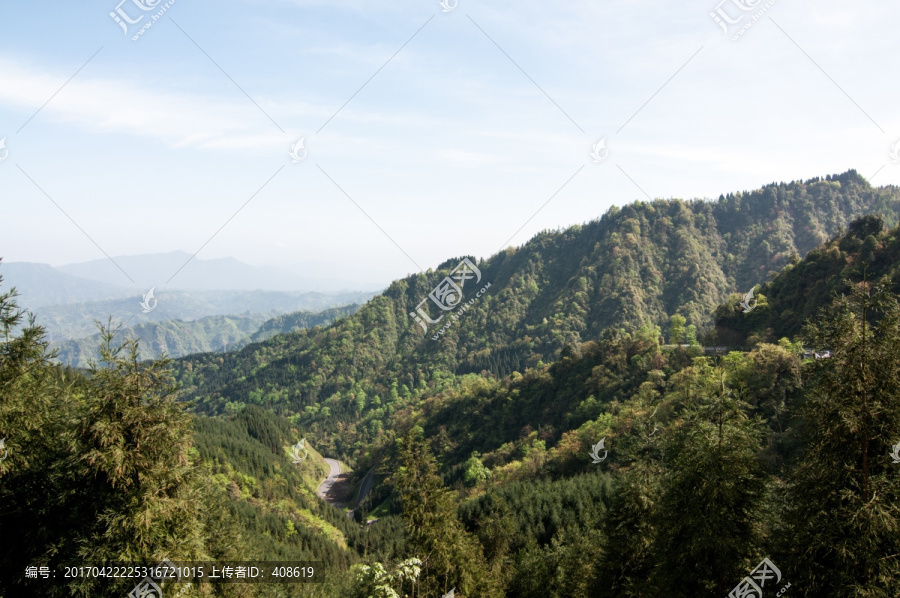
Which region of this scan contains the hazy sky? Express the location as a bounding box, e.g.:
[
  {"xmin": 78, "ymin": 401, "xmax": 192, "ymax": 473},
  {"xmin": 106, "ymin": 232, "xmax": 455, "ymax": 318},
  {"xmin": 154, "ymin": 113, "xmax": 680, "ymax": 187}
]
[{"xmin": 1, "ymin": 0, "xmax": 898, "ymax": 290}]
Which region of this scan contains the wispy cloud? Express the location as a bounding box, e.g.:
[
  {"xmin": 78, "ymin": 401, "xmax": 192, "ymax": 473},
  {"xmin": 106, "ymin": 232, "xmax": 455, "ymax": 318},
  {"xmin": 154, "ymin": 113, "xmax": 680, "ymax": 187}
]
[{"xmin": 0, "ymin": 56, "xmax": 297, "ymax": 150}]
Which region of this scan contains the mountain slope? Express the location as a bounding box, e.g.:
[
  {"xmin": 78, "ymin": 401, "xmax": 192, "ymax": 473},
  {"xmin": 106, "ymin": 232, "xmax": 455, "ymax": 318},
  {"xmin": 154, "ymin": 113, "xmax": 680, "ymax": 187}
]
[
  {"xmin": 176, "ymin": 171, "xmax": 900, "ymax": 427},
  {"xmin": 714, "ymin": 213, "xmax": 900, "ymax": 344},
  {"xmin": 52, "ymin": 304, "xmax": 363, "ymax": 368},
  {"xmin": 251, "ymin": 304, "xmax": 361, "ymax": 342}
]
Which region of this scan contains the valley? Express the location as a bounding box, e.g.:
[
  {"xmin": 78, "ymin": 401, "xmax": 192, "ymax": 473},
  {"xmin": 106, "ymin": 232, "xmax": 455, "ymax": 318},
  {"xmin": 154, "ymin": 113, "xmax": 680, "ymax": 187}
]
[{"xmin": 3, "ymin": 172, "xmax": 900, "ymax": 597}]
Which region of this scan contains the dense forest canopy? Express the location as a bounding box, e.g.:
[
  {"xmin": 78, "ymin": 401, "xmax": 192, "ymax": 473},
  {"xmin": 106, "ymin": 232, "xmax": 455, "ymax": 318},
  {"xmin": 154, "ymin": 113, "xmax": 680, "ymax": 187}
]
[
  {"xmin": 174, "ymin": 171, "xmax": 900, "ymax": 460},
  {"xmin": 2, "ymin": 172, "xmax": 900, "ymax": 597}
]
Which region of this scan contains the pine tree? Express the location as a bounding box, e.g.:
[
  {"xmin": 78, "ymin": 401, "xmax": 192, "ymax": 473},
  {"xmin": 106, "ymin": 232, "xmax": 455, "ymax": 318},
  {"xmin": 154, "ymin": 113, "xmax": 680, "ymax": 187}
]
[
  {"xmin": 72, "ymin": 323, "xmax": 206, "ymax": 568},
  {"xmin": 593, "ymin": 374, "xmax": 663, "ymax": 597},
  {"xmin": 0, "ymin": 274, "xmax": 76, "ymax": 595},
  {"xmin": 650, "ymin": 360, "xmax": 766, "ymax": 597},
  {"xmin": 391, "ymin": 429, "xmax": 498, "ymax": 597},
  {"xmin": 781, "ymin": 281, "xmax": 900, "ymax": 596}
]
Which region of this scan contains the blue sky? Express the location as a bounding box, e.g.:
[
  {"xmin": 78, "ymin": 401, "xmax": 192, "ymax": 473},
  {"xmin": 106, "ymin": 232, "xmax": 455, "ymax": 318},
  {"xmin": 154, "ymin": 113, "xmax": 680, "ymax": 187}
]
[{"xmin": 1, "ymin": 0, "xmax": 899, "ymax": 290}]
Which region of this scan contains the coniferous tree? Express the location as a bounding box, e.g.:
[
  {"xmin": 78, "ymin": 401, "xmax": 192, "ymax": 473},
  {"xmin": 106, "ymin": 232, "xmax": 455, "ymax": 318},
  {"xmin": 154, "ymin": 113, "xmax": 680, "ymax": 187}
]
[
  {"xmin": 650, "ymin": 361, "xmax": 766, "ymax": 597},
  {"xmin": 391, "ymin": 429, "xmax": 497, "ymax": 597},
  {"xmin": 73, "ymin": 324, "xmax": 206, "ymax": 567},
  {"xmin": 780, "ymin": 282, "xmax": 900, "ymax": 596},
  {"xmin": 593, "ymin": 374, "xmax": 665, "ymax": 597},
  {"xmin": 0, "ymin": 275, "xmax": 77, "ymax": 596}
]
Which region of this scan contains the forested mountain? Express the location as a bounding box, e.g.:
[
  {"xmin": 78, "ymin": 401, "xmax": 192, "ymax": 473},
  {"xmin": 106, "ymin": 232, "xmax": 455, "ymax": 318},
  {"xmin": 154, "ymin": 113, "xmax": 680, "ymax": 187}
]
[
  {"xmin": 4, "ymin": 173, "xmax": 900, "ymax": 597},
  {"xmin": 174, "ymin": 171, "xmax": 900, "ymax": 441},
  {"xmin": 52, "ymin": 314, "xmax": 265, "ymax": 368},
  {"xmin": 250, "ymin": 304, "xmax": 361, "ymax": 343},
  {"xmin": 51, "ymin": 304, "xmax": 361, "ymax": 368},
  {"xmin": 31, "ymin": 288, "xmax": 374, "ymax": 342},
  {"xmin": 0, "ymin": 289, "xmax": 403, "ymax": 595},
  {"xmin": 714, "ymin": 213, "xmax": 900, "ymax": 344}
]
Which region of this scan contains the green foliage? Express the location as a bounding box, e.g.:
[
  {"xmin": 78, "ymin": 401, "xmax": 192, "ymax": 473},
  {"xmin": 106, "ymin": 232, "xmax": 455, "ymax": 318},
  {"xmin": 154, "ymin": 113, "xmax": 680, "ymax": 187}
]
[
  {"xmin": 350, "ymin": 558, "xmax": 422, "ymax": 598},
  {"xmin": 0, "ymin": 297, "xmax": 206, "ymax": 595},
  {"xmin": 0, "ymin": 271, "xmax": 388, "ymax": 597},
  {"xmin": 391, "ymin": 431, "xmax": 497, "ymax": 597},
  {"xmin": 6, "ymin": 175, "xmax": 900, "ymax": 597},
  {"xmin": 715, "ymin": 214, "xmax": 900, "ymax": 344},
  {"xmin": 462, "ymin": 452, "xmax": 490, "ymax": 486},
  {"xmin": 779, "ymin": 282, "xmax": 900, "ymax": 596},
  {"xmin": 75, "ymin": 324, "xmax": 206, "ymax": 565},
  {"xmin": 668, "ymin": 314, "xmax": 686, "ymax": 344},
  {"xmin": 650, "ymin": 361, "xmax": 766, "ymax": 596},
  {"xmin": 173, "ymin": 172, "xmax": 900, "ymax": 466}
]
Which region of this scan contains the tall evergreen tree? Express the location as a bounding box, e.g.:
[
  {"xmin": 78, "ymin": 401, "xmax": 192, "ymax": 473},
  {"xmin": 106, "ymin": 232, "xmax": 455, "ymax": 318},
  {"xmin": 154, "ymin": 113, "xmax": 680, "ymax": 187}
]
[
  {"xmin": 72, "ymin": 324, "xmax": 207, "ymax": 565},
  {"xmin": 593, "ymin": 374, "xmax": 664, "ymax": 597},
  {"xmin": 781, "ymin": 281, "xmax": 900, "ymax": 596},
  {"xmin": 391, "ymin": 429, "xmax": 497, "ymax": 597},
  {"xmin": 650, "ymin": 360, "xmax": 766, "ymax": 597},
  {"xmin": 0, "ymin": 275, "xmax": 75, "ymax": 595}
]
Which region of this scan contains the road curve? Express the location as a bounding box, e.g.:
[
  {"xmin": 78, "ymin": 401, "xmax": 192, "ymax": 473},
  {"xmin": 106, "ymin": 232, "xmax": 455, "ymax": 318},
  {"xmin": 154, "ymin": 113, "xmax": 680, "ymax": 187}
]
[{"xmin": 316, "ymin": 458, "xmax": 342, "ymax": 502}]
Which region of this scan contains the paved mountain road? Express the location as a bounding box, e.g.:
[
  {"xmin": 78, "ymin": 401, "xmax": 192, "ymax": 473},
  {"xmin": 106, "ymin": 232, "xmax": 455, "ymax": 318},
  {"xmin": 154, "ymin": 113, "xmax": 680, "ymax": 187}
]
[{"xmin": 316, "ymin": 458, "xmax": 352, "ymax": 508}]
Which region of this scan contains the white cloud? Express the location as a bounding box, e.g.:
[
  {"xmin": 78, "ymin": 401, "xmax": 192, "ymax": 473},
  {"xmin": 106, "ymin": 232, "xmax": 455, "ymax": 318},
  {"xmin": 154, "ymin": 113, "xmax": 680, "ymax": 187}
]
[{"xmin": 0, "ymin": 56, "xmax": 300, "ymax": 150}]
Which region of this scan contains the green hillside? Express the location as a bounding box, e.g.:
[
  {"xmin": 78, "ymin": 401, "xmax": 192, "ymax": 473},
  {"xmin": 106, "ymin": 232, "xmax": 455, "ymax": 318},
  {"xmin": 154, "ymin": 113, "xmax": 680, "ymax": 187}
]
[
  {"xmin": 250, "ymin": 304, "xmax": 361, "ymax": 343},
  {"xmin": 52, "ymin": 314, "xmax": 265, "ymax": 368},
  {"xmin": 51, "ymin": 304, "xmax": 361, "ymax": 368},
  {"xmin": 714, "ymin": 213, "xmax": 900, "ymax": 344},
  {"xmin": 174, "ymin": 171, "xmax": 900, "ymax": 458},
  {"xmin": 3, "ymin": 172, "xmax": 900, "ymax": 597}
]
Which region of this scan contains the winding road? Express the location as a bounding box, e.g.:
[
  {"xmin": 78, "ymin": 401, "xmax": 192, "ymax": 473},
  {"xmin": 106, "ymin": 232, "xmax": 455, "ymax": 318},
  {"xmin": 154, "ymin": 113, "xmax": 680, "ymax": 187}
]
[
  {"xmin": 316, "ymin": 458, "xmax": 351, "ymax": 507},
  {"xmin": 317, "ymin": 459, "xmax": 378, "ymax": 523}
]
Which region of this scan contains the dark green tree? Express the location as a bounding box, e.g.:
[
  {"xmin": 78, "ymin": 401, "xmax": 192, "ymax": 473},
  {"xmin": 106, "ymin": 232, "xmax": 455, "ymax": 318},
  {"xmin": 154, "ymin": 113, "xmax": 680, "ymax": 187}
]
[
  {"xmin": 593, "ymin": 373, "xmax": 664, "ymax": 597},
  {"xmin": 780, "ymin": 281, "xmax": 900, "ymax": 596},
  {"xmin": 650, "ymin": 360, "xmax": 766, "ymax": 597},
  {"xmin": 391, "ymin": 429, "xmax": 497, "ymax": 597}
]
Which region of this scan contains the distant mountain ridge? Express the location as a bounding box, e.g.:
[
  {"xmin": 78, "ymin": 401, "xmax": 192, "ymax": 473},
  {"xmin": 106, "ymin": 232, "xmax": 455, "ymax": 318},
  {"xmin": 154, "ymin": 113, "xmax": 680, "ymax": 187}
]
[
  {"xmin": 0, "ymin": 261, "xmax": 133, "ymax": 308},
  {"xmin": 4, "ymin": 252, "xmax": 384, "ymax": 310},
  {"xmin": 51, "ymin": 303, "xmax": 362, "ymax": 368},
  {"xmin": 0, "ymin": 257, "xmax": 377, "ymax": 343},
  {"xmin": 32, "ymin": 288, "xmax": 374, "ymax": 342},
  {"xmin": 56, "ymin": 250, "xmax": 361, "ymax": 292}
]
